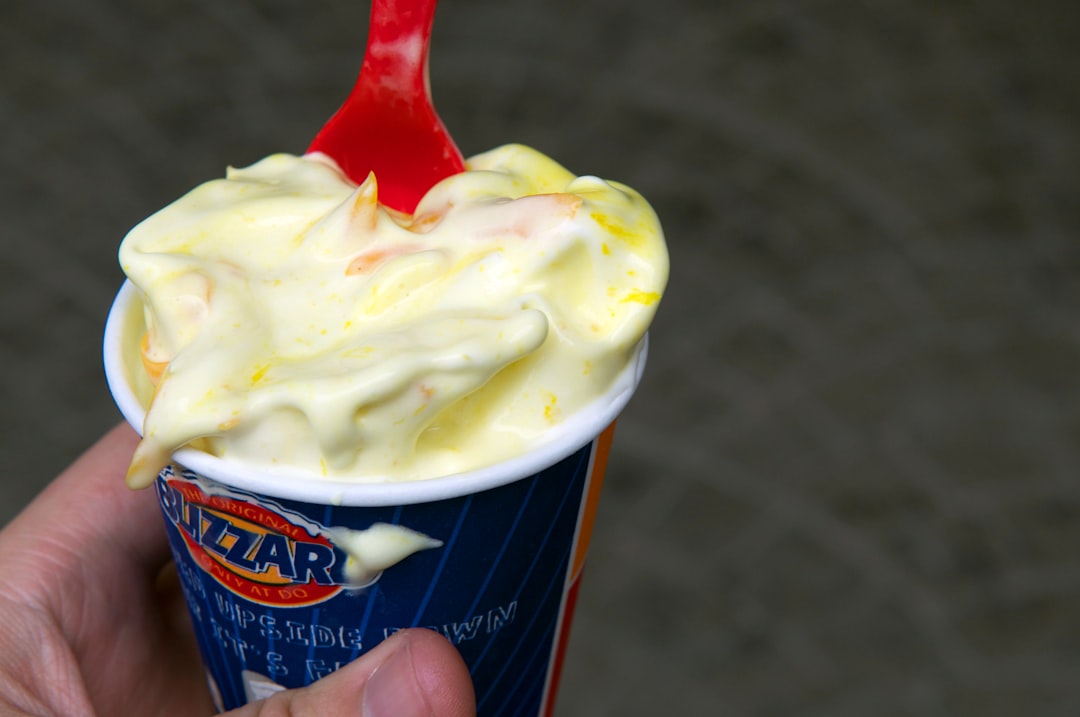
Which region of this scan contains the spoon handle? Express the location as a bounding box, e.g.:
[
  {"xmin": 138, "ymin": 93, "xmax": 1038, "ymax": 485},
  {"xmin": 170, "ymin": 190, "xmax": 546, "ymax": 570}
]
[
  {"xmin": 307, "ymin": 0, "xmax": 463, "ymax": 213},
  {"xmin": 360, "ymin": 0, "xmax": 438, "ymax": 94}
]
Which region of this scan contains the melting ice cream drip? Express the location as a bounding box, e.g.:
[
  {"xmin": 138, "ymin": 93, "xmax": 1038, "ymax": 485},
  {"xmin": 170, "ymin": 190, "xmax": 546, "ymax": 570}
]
[{"xmin": 328, "ymin": 523, "xmax": 444, "ymax": 586}]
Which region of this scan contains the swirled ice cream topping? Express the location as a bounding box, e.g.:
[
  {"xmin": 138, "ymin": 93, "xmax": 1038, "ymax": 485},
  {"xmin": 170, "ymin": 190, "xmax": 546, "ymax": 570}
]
[{"xmin": 119, "ymin": 143, "xmax": 667, "ymax": 487}]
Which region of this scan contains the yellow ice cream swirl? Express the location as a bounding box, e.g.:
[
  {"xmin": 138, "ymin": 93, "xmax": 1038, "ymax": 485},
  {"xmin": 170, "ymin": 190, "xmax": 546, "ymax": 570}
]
[{"xmin": 119, "ymin": 143, "xmax": 668, "ymax": 488}]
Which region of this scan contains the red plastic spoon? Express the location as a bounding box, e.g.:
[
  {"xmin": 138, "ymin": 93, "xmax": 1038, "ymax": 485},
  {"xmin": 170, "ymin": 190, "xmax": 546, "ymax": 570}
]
[{"xmin": 307, "ymin": 0, "xmax": 464, "ymax": 214}]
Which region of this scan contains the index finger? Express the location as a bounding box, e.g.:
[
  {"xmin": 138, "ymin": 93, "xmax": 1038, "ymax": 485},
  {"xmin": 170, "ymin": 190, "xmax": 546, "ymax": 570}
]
[{"xmin": 0, "ymin": 423, "xmax": 171, "ymax": 579}]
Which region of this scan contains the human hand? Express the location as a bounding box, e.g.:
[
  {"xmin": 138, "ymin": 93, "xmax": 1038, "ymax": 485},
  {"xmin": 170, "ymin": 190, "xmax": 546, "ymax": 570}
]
[{"xmin": 0, "ymin": 424, "xmax": 476, "ymax": 716}]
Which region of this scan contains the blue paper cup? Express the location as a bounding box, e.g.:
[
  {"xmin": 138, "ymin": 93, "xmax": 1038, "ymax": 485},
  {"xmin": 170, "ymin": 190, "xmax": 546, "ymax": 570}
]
[{"xmin": 104, "ymin": 281, "xmax": 646, "ymax": 715}]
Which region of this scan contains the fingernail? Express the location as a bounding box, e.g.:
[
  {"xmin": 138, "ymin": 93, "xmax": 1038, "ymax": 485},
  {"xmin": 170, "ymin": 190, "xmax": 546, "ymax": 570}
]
[{"xmin": 362, "ymin": 637, "xmax": 431, "ymax": 717}]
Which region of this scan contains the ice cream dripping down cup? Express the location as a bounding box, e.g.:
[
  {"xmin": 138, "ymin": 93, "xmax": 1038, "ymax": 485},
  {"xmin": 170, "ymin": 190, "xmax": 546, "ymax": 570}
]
[{"xmin": 104, "ymin": 280, "xmax": 648, "ymax": 715}]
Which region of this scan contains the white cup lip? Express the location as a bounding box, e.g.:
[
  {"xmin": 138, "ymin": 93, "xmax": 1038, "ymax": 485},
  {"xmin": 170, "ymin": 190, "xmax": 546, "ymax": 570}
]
[{"xmin": 104, "ymin": 280, "xmax": 646, "ymax": 506}]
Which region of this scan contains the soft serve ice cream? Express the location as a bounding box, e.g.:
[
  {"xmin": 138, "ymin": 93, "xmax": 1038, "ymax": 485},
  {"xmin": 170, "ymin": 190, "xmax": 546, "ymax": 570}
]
[{"xmin": 118, "ymin": 143, "xmax": 667, "ymax": 488}]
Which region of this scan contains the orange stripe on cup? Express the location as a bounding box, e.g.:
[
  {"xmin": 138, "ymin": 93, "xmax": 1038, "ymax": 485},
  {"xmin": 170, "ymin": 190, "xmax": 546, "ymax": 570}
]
[
  {"xmin": 570, "ymin": 420, "xmax": 616, "ymax": 580},
  {"xmin": 541, "ymin": 421, "xmax": 618, "ymax": 717}
]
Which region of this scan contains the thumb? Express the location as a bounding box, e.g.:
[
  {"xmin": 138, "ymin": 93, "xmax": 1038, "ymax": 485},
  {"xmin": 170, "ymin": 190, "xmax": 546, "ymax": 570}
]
[{"xmin": 222, "ymin": 628, "xmax": 476, "ymax": 717}]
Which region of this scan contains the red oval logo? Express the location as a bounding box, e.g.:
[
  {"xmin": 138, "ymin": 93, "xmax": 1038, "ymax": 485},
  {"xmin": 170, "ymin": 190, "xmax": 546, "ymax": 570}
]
[{"xmin": 157, "ymin": 473, "xmax": 343, "ymax": 607}]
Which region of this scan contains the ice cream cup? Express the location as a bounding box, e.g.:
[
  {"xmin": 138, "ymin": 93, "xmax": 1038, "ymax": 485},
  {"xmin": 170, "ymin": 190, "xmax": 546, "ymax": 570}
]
[{"xmin": 103, "ymin": 280, "xmax": 647, "ymax": 715}]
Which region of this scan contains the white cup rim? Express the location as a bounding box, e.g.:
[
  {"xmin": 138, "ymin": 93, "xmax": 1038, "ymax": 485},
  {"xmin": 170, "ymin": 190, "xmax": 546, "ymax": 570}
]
[{"xmin": 103, "ymin": 281, "xmax": 646, "ymax": 506}]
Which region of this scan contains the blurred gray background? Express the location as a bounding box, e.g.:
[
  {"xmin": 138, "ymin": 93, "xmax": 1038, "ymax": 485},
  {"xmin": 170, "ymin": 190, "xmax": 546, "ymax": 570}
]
[{"xmin": 2, "ymin": 0, "xmax": 1078, "ymax": 714}]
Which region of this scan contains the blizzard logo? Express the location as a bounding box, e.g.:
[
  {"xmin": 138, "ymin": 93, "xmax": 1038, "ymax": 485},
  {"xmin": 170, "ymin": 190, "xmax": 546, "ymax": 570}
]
[{"xmin": 156, "ymin": 473, "xmax": 343, "ymax": 606}]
